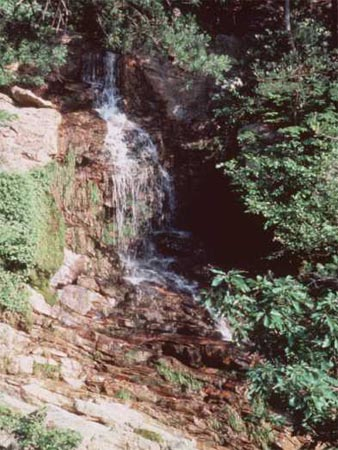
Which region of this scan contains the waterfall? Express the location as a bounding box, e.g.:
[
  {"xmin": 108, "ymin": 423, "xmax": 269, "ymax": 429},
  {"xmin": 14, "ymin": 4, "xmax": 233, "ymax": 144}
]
[
  {"xmin": 83, "ymin": 52, "xmax": 174, "ymax": 255},
  {"xmin": 83, "ymin": 52, "xmax": 193, "ymax": 292},
  {"xmin": 83, "ymin": 51, "xmax": 231, "ymax": 338}
]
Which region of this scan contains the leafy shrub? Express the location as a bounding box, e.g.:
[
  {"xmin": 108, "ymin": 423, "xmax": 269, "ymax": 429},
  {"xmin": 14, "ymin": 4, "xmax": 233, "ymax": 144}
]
[
  {"xmin": 204, "ymin": 267, "xmax": 338, "ymax": 438},
  {"xmin": 0, "ymin": 166, "xmax": 65, "ymax": 318},
  {"xmin": 0, "ymin": 167, "xmax": 64, "ymax": 275},
  {"xmin": 0, "ymin": 173, "xmax": 38, "ymax": 268},
  {"xmin": 0, "ymin": 406, "xmax": 81, "ymax": 450},
  {"xmin": 0, "ymin": 268, "xmax": 30, "ymax": 317},
  {"xmin": 215, "ymin": 19, "xmax": 338, "ymax": 259},
  {"xmin": 0, "ymin": 0, "xmax": 66, "ymax": 86}
]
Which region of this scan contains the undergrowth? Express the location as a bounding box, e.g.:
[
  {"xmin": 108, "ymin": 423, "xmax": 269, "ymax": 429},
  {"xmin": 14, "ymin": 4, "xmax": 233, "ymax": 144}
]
[{"xmin": 0, "ymin": 406, "xmax": 81, "ymax": 450}]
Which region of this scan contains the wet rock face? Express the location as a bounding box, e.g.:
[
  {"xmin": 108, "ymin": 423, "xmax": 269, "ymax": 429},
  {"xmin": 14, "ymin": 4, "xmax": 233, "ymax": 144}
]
[
  {"xmin": 120, "ymin": 54, "xmax": 212, "ymax": 125},
  {"xmin": 118, "ymin": 53, "xmax": 228, "ymax": 263},
  {"xmin": 58, "ymin": 104, "xmax": 123, "ymax": 287}
]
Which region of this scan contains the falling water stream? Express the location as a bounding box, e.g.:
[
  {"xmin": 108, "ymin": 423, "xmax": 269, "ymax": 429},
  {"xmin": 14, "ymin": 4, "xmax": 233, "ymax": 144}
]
[
  {"xmin": 83, "ymin": 52, "xmax": 231, "ymax": 339},
  {"xmin": 83, "ymin": 52, "xmax": 199, "ymax": 296}
]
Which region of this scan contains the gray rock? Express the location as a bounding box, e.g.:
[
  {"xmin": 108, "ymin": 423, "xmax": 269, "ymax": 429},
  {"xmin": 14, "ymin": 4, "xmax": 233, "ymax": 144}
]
[
  {"xmin": 21, "ymin": 383, "xmax": 72, "ymax": 408},
  {"xmin": 74, "ymin": 400, "xmax": 197, "ymax": 450},
  {"xmin": 27, "ymin": 287, "xmax": 57, "ymax": 318},
  {"xmin": 10, "ymin": 86, "xmax": 55, "ymax": 109},
  {"xmin": 0, "ymin": 324, "xmax": 29, "ymax": 363},
  {"xmin": 58, "ymin": 285, "xmax": 102, "ymax": 315},
  {"xmin": 50, "ymin": 250, "xmax": 89, "ymax": 289},
  {"xmin": 7, "ymin": 356, "xmax": 34, "ymax": 375},
  {"xmin": 0, "ymin": 430, "xmax": 18, "ymax": 450},
  {"xmin": 0, "ymin": 93, "xmax": 61, "ymax": 172},
  {"xmin": 60, "ymin": 358, "xmax": 86, "ymax": 389},
  {"xmin": 0, "ymin": 393, "xmax": 197, "ymax": 450}
]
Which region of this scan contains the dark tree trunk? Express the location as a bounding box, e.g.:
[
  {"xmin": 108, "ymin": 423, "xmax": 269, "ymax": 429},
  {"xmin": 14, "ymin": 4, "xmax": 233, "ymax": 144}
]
[
  {"xmin": 285, "ymin": 0, "xmax": 296, "ymax": 50},
  {"xmin": 332, "ymin": 0, "xmax": 338, "ymax": 48}
]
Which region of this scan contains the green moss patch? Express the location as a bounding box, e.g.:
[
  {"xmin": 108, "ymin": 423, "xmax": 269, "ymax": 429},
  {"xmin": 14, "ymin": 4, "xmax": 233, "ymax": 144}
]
[
  {"xmin": 134, "ymin": 428, "xmax": 163, "ymax": 443},
  {"xmin": 0, "ymin": 164, "xmax": 65, "ymax": 319}
]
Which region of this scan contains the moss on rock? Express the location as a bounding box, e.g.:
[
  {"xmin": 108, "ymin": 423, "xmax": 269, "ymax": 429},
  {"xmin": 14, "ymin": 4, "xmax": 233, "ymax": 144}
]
[{"xmin": 0, "ymin": 164, "xmax": 65, "ymax": 318}]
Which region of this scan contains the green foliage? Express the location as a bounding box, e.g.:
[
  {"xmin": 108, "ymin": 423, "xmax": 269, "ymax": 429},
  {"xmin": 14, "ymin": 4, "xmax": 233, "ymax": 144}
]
[
  {"xmin": 33, "ymin": 362, "xmax": 60, "ymax": 380},
  {"xmin": 134, "ymin": 428, "xmax": 163, "ymax": 443},
  {"xmin": 0, "ymin": 268, "xmax": 30, "ymax": 317},
  {"xmin": 114, "ymin": 389, "xmax": 133, "ymax": 401},
  {"xmin": 0, "ymin": 406, "xmax": 81, "ymax": 450},
  {"xmin": 0, "ymin": 110, "xmax": 17, "ymax": 127},
  {"xmin": 0, "ymin": 167, "xmax": 64, "ymax": 274},
  {"xmin": 215, "ymin": 17, "xmax": 338, "ymax": 259},
  {"xmin": 156, "ymin": 361, "xmax": 204, "ymax": 392},
  {"xmin": 0, "ymin": 165, "xmax": 65, "ymax": 319},
  {"xmin": 0, "ymin": 0, "xmax": 66, "ymax": 85},
  {"xmin": 0, "ymin": 173, "xmax": 39, "ymax": 268},
  {"xmin": 72, "ymin": 0, "xmax": 230, "ymax": 80},
  {"xmin": 0, "ymin": 0, "xmax": 231, "ymax": 86},
  {"xmin": 204, "ymin": 266, "xmax": 338, "ymax": 437},
  {"xmin": 204, "ymin": 8, "xmax": 338, "ymax": 444}
]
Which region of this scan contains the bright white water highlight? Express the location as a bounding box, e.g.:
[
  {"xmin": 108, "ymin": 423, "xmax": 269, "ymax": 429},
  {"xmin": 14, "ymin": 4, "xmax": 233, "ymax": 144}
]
[
  {"xmin": 83, "ymin": 52, "xmax": 197, "ymax": 295},
  {"xmin": 83, "ymin": 52, "xmax": 232, "ymax": 339},
  {"xmin": 83, "ymin": 53, "xmax": 173, "ymax": 254}
]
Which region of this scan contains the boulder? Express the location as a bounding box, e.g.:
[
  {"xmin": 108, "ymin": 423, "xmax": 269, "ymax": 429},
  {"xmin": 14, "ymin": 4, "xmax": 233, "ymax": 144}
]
[
  {"xmin": 27, "ymin": 288, "xmax": 57, "ymax": 318},
  {"xmin": 10, "ymin": 86, "xmax": 55, "ymax": 109},
  {"xmin": 58, "ymin": 285, "xmax": 104, "ymax": 315},
  {"xmin": 0, "ymin": 93, "xmax": 61, "ymax": 172},
  {"xmin": 50, "ymin": 249, "xmax": 89, "ymax": 289}
]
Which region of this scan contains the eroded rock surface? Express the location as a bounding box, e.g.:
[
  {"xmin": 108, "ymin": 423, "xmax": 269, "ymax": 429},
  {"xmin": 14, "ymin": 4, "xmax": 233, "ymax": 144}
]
[
  {"xmin": 0, "ymin": 93, "xmax": 61, "ymax": 172},
  {"xmin": 10, "ymin": 86, "xmax": 56, "ymax": 109},
  {"xmin": 0, "ymin": 276, "xmax": 307, "ymax": 450}
]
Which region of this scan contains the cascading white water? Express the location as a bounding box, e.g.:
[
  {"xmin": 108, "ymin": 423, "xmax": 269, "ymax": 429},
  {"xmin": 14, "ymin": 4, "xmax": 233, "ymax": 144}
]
[
  {"xmin": 83, "ymin": 52, "xmax": 173, "ymax": 255},
  {"xmin": 83, "ymin": 52, "xmax": 194, "ymax": 292},
  {"xmin": 83, "ymin": 51, "xmax": 232, "ymax": 338}
]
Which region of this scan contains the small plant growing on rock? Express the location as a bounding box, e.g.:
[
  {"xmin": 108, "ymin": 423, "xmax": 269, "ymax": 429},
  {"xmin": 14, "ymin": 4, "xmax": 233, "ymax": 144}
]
[
  {"xmin": 0, "ymin": 406, "xmax": 81, "ymax": 450},
  {"xmin": 33, "ymin": 362, "xmax": 60, "ymax": 380},
  {"xmin": 156, "ymin": 361, "xmax": 204, "ymax": 392},
  {"xmin": 134, "ymin": 428, "xmax": 163, "ymax": 443},
  {"xmin": 114, "ymin": 389, "xmax": 133, "ymax": 402}
]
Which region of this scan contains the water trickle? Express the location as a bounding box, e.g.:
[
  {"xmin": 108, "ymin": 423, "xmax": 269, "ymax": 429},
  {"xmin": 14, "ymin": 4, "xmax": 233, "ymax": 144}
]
[
  {"xmin": 83, "ymin": 51, "xmax": 232, "ymax": 339},
  {"xmin": 83, "ymin": 52, "xmax": 173, "ymax": 255}
]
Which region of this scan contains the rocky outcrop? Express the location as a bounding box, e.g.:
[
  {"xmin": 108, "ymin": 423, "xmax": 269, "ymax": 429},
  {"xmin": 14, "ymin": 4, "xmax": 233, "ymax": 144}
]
[
  {"xmin": 50, "ymin": 249, "xmax": 89, "ymax": 289},
  {"xmin": 0, "ymin": 269, "xmax": 306, "ymax": 450},
  {"xmin": 0, "ymin": 93, "xmax": 61, "ymax": 172},
  {"xmin": 120, "ymin": 54, "xmax": 212, "ymax": 124},
  {"xmin": 10, "ymin": 86, "xmax": 56, "ymax": 109},
  {"xmin": 0, "ymin": 395, "xmax": 197, "ymax": 450}
]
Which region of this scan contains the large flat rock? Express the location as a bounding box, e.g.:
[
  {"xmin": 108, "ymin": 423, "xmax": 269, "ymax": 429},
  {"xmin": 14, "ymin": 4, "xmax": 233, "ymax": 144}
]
[
  {"xmin": 0, "ymin": 392, "xmax": 197, "ymax": 450},
  {"xmin": 0, "ymin": 93, "xmax": 61, "ymax": 172}
]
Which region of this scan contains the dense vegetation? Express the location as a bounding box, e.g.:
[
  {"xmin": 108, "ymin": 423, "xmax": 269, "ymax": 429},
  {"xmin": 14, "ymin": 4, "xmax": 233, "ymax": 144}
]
[
  {"xmin": 0, "ymin": 165, "xmax": 65, "ymax": 322},
  {"xmin": 1, "ymin": 0, "xmax": 338, "ymax": 446},
  {"xmin": 205, "ymin": 1, "xmax": 338, "ymax": 444}
]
